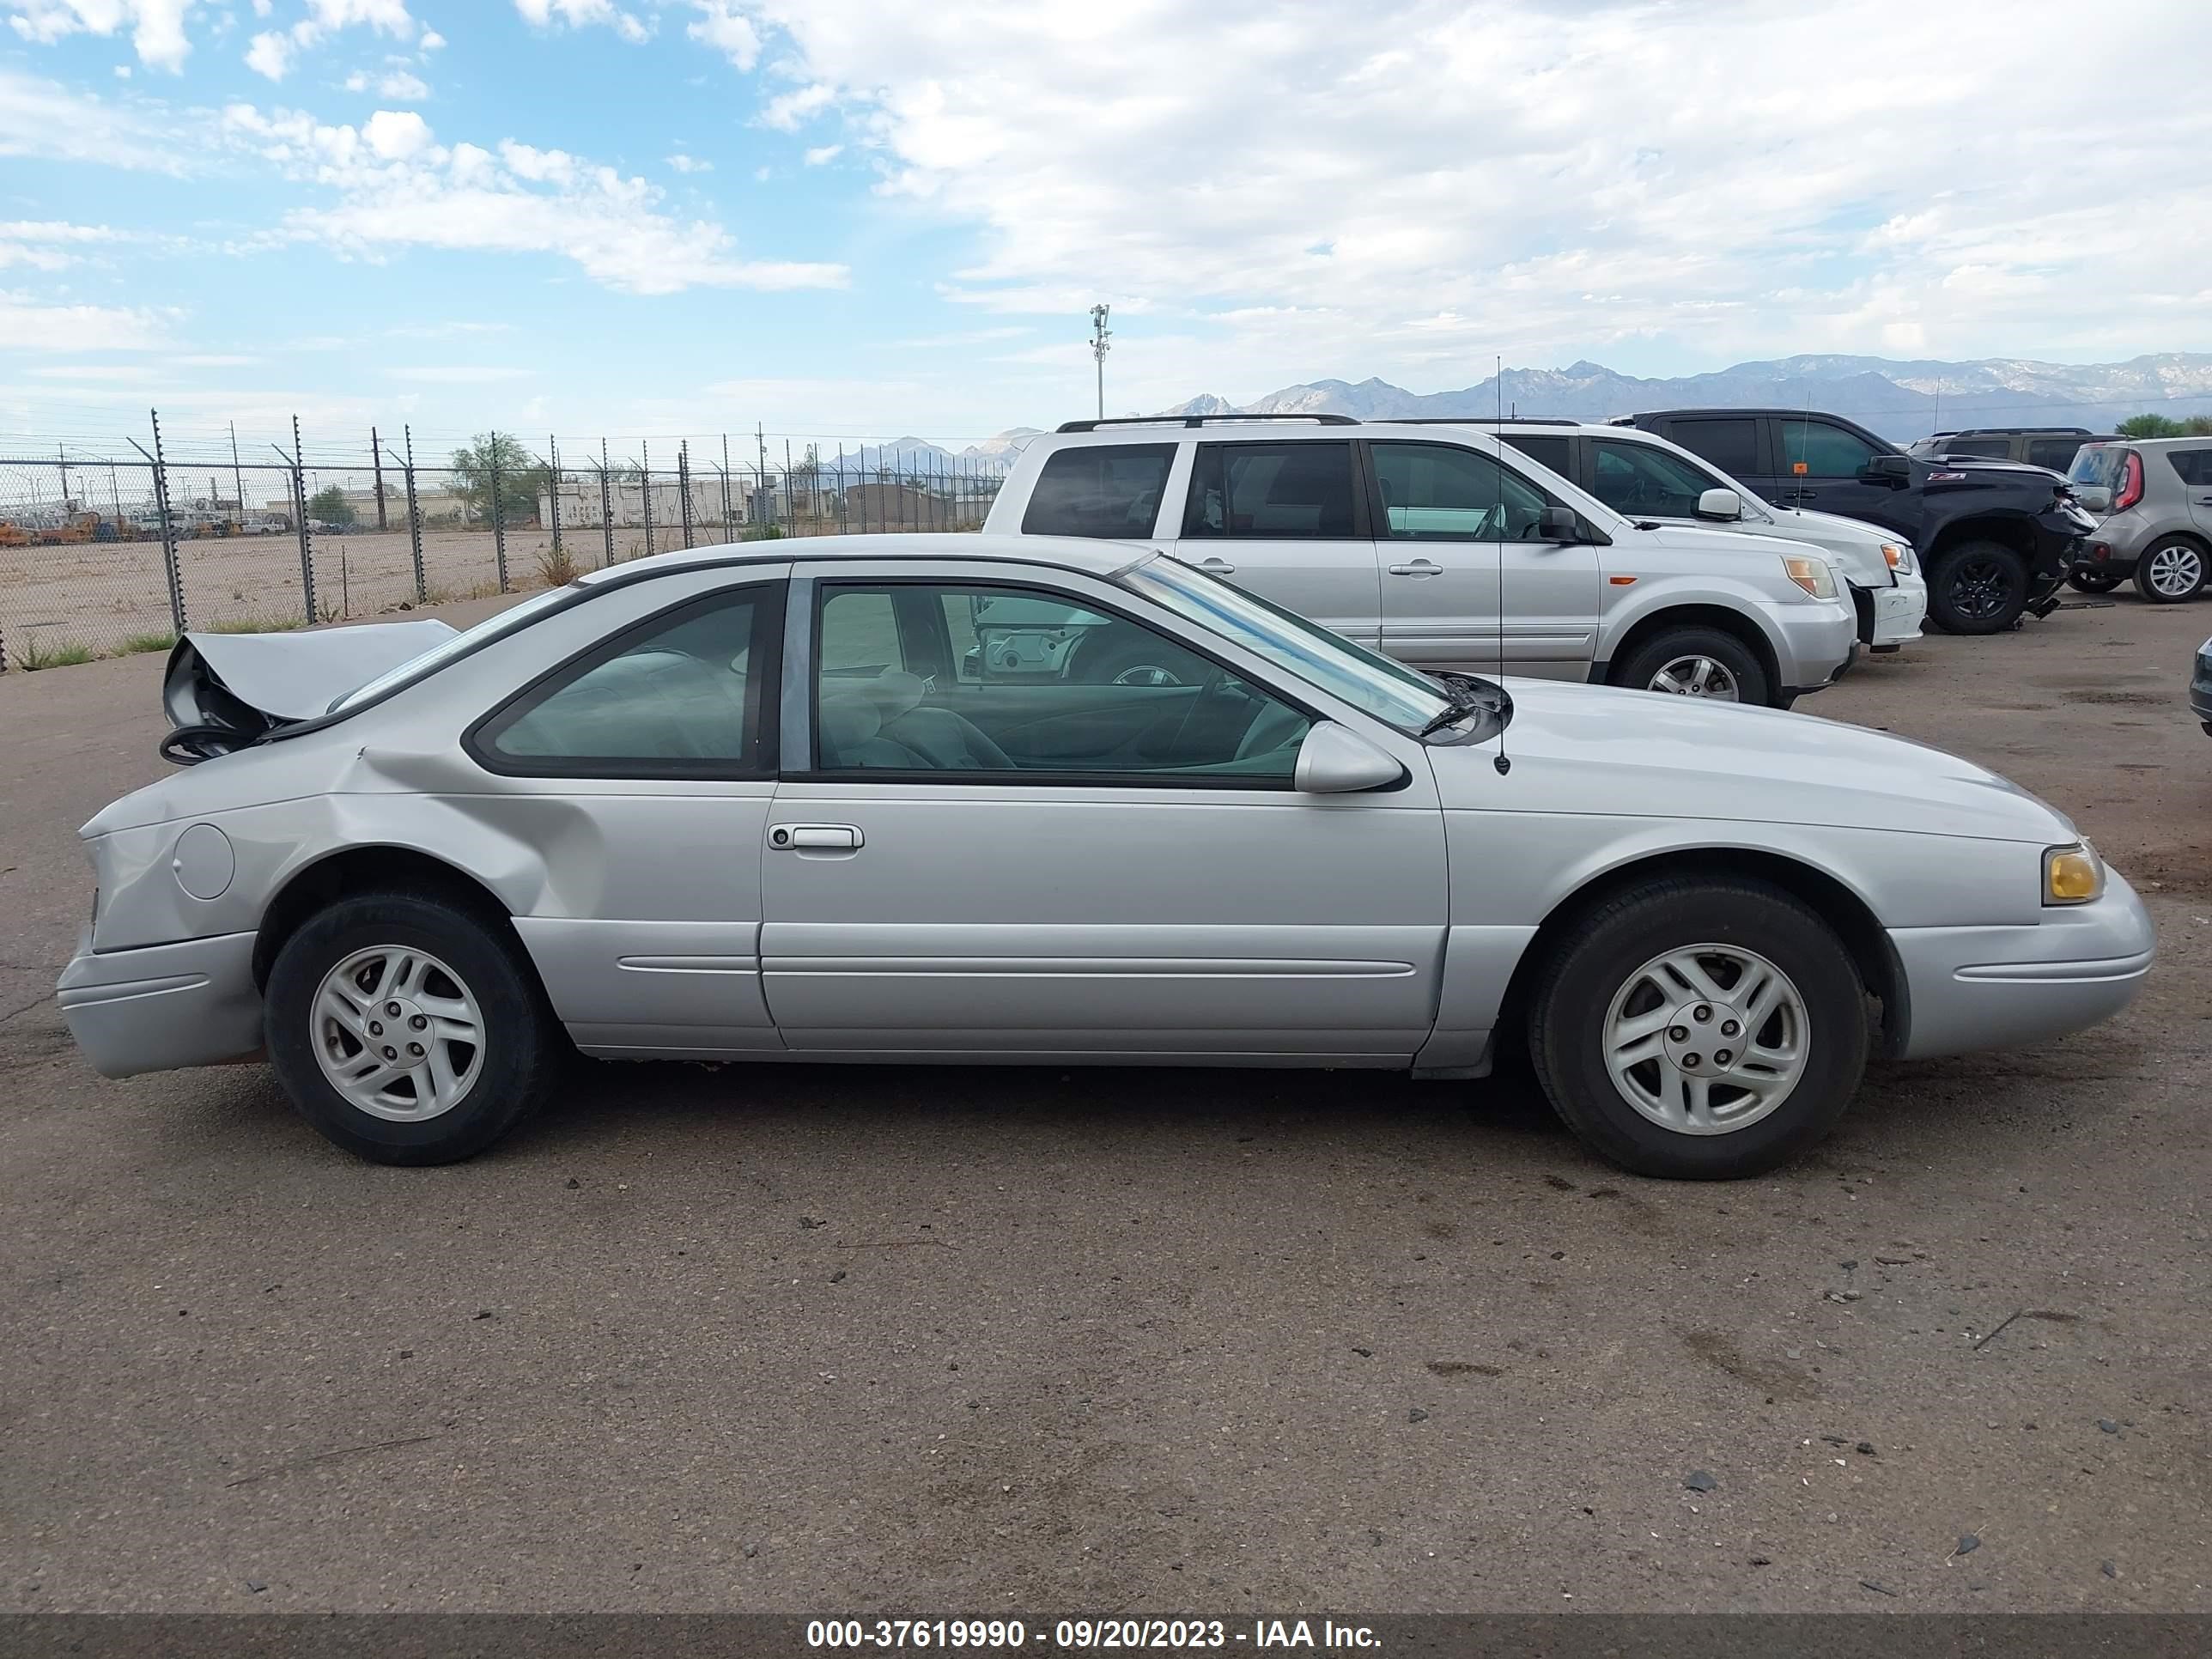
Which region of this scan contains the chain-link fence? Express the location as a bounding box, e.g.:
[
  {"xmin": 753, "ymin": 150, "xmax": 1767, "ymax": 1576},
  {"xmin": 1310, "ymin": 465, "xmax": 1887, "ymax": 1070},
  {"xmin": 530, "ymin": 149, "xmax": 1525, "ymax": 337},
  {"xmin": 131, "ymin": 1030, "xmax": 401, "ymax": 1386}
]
[{"xmin": 0, "ymin": 422, "xmax": 1010, "ymax": 672}]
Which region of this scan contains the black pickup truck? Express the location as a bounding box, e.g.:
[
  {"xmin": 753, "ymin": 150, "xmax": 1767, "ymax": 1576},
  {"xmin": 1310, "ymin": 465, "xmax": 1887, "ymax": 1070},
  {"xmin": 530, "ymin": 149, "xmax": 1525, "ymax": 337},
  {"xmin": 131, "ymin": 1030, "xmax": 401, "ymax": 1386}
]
[{"xmin": 1617, "ymin": 408, "xmax": 2098, "ymax": 633}]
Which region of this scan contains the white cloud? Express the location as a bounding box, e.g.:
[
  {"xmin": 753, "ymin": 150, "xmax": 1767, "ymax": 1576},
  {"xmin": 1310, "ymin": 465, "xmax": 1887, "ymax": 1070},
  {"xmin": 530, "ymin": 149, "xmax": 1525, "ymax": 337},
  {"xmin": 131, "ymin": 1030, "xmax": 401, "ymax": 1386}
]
[
  {"xmin": 514, "ymin": 0, "xmax": 647, "ymax": 44},
  {"xmin": 245, "ymin": 29, "xmax": 294, "ymax": 79},
  {"xmin": 0, "ymin": 68, "xmax": 194, "ymax": 173},
  {"xmin": 244, "ymin": 0, "xmax": 418, "ymax": 81},
  {"xmin": 686, "ymin": 0, "xmax": 758, "ymax": 68},
  {"xmin": 222, "ymin": 100, "xmax": 848, "ymax": 296},
  {"xmin": 8, "ymin": 0, "xmax": 191, "ymax": 71},
  {"xmin": 0, "ymin": 220, "xmax": 131, "ymax": 270},
  {"xmin": 385, "ymin": 364, "xmax": 532, "ymax": 382},
  {"xmin": 0, "ymin": 289, "xmax": 169, "ymax": 349},
  {"xmin": 801, "ymin": 143, "xmax": 841, "ymax": 167},
  {"xmin": 347, "ymin": 67, "xmax": 432, "ymax": 99},
  {"xmin": 665, "ymin": 152, "xmax": 712, "ymax": 173},
  {"xmin": 418, "ymin": 27, "xmax": 443, "ymax": 50},
  {"xmin": 728, "ymin": 0, "xmax": 2212, "ymax": 378}
]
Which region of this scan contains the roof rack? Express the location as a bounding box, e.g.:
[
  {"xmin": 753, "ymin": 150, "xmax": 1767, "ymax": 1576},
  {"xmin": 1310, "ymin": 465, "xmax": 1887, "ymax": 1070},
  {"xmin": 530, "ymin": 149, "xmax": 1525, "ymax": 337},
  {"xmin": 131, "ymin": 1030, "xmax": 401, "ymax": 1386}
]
[
  {"xmin": 1387, "ymin": 416, "xmax": 1581, "ymax": 427},
  {"xmin": 1054, "ymin": 413, "xmax": 1358, "ymax": 433}
]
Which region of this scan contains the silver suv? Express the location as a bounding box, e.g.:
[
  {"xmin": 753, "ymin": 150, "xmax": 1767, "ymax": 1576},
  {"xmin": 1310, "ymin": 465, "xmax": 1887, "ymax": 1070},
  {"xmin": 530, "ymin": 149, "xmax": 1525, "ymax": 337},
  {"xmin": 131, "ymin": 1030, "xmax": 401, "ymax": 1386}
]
[
  {"xmin": 984, "ymin": 416, "xmax": 1859, "ymax": 709},
  {"xmin": 2067, "ymin": 437, "xmax": 2212, "ymax": 603}
]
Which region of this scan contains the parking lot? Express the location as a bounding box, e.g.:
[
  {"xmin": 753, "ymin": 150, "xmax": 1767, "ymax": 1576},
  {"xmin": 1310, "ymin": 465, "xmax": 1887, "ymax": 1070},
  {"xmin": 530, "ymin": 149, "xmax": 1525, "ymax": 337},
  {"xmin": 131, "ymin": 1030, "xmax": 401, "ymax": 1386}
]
[{"xmin": 2, "ymin": 592, "xmax": 2207, "ymax": 1613}]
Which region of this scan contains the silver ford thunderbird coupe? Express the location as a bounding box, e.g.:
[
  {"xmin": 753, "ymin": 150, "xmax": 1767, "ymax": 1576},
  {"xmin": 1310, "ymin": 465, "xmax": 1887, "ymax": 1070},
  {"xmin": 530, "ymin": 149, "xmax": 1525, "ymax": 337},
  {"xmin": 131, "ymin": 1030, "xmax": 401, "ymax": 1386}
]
[{"xmin": 57, "ymin": 534, "xmax": 2153, "ymax": 1178}]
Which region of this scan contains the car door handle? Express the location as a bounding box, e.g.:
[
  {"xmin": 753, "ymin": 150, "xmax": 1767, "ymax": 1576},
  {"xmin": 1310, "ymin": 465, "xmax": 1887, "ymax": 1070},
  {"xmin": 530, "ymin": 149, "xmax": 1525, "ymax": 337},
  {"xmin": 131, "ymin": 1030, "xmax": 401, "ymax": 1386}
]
[
  {"xmin": 1388, "ymin": 559, "xmax": 1443, "ymax": 577},
  {"xmin": 769, "ymin": 824, "xmax": 862, "ymax": 851},
  {"xmin": 1195, "ymin": 556, "xmax": 1237, "ymax": 575}
]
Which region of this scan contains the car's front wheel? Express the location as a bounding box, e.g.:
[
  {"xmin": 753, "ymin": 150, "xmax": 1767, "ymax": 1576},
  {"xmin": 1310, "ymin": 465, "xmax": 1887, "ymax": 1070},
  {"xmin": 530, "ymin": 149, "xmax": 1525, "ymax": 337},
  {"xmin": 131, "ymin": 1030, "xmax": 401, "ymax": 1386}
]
[
  {"xmin": 2133, "ymin": 538, "xmax": 2207, "ymax": 604},
  {"xmin": 1926, "ymin": 541, "xmax": 2027, "ymax": 634},
  {"xmin": 1608, "ymin": 625, "xmax": 1771, "ymax": 708},
  {"xmin": 1527, "ymin": 878, "xmax": 1869, "ymax": 1179},
  {"xmin": 264, "ymin": 890, "xmax": 563, "ymax": 1164}
]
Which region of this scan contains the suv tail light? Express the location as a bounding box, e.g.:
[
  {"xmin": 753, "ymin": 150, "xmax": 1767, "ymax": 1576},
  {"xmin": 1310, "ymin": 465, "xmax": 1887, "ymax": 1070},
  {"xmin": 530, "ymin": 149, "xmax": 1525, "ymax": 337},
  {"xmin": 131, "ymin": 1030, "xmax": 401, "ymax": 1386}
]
[{"xmin": 2114, "ymin": 451, "xmax": 2145, "ymax": 512}]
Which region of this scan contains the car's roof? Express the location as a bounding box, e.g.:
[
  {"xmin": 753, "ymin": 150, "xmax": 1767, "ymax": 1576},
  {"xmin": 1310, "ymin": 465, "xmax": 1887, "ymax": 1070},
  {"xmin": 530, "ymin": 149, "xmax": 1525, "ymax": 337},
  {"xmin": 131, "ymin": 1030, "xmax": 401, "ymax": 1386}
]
[
  {"xmin": 576, "ymin": 530, "xmax": 1153, "ymax": 584},
  {"xmin": 2085, "ymin": 434, "xmax": 2212, "ymax": 451}
]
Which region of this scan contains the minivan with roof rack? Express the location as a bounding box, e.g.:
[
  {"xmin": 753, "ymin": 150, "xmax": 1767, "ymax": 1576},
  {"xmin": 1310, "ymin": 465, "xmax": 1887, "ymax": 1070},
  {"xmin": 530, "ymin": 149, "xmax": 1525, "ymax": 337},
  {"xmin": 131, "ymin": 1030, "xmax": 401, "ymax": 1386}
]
[{"xmin": 984, "ymin": 416, "xmax": 1860, "ymax": 709}]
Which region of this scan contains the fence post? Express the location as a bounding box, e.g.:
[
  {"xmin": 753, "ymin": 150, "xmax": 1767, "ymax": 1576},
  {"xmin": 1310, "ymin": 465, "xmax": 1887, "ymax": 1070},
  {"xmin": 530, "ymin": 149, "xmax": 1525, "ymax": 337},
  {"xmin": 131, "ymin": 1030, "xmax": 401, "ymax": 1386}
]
[
  {"xmin": 678, "ymin": 441, "xmax": 695, "ymax": 549},
  {"xmin": 598, "ymin": 439, "xmax": 614, "ymax": 568},
  {"xmin": 402, "ymin": 426, "xmax": 426, "ymax": 603},
  {"xmin": 547, "ymin": 434, "xmax": 563, "ymax": 568},
  {"xmin": 137, "ymin": 410, "xmax": 187, "ymax": 635},
  {"xmin": 489, "ymin": 431, "xmax": 509, "ymax": 592},
  {"xmin": 641, "ymin": 441, "xmax": 654, "ymax": 558},
  {"xmin": 289, "ymin": 416, "xmax": 316, "ymax": 624}
]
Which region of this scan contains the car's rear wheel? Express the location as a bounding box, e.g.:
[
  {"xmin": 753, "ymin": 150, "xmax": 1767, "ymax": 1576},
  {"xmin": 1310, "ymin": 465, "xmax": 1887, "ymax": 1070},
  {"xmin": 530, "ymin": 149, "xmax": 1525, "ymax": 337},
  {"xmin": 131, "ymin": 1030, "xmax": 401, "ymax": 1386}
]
[
  {"xmin": 1608, "ymin": 626, "xmax": 1771, "ymax": 708},
  {"xmin": 2068, "ymin": 568, "xmax": 2123, "ymax": 593},
  {"xmin": 264, "ymin": 890, "xmax": 562, "ymax": 1164},
  {"xmin": 1527, "ymin": 878, "xmax": 1869, "ymax": 1179},
  {"xmin": 2133, "ymin": 538, "xmax": 2207, "ymax": 604},
  {"xmin": 1926, "ymin": 541, "xmax": 2027, "ymax": 633}
]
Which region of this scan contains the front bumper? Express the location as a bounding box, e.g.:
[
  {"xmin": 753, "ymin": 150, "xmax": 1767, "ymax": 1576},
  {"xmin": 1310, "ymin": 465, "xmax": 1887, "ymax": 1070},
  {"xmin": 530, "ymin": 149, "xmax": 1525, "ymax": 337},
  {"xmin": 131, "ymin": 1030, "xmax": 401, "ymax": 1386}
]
[
  {"xmin": 1764, "ymin": 599, "xmax": 1859, "ymax": 698},
  {"xmin": 55, "ymin": 928, "xmax": 263, "ymax": 1079},
  {"xmin": 1853, "ymin": 571, "xmax": 1927, "ymax": 648},
  {"xmin": 1887, "ymin": 872, "xmax": 2154, "ymax": 1060}
]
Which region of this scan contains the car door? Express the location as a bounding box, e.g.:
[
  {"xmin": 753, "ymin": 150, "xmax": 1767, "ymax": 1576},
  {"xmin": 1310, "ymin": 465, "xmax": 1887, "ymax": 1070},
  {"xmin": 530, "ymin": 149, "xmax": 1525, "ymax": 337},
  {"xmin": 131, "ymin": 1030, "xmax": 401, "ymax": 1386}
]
[
  {"xmin": 758, "ymin": 562, "xmax": 1449, "ymax": 1061},
  {"xmin": 2172, "ymin": 447, "xmax": 2212, "ymax": 538},
  {"xmin": 1772, "ymin": 415, "xmax": 1899, "ymax": 525},
  {"xmin": 1171, "ymin": 439, "xmax": 1384, "ymax": 647},
  {"xmin": 1366, "ymin": 437, "xmax": 1601, "ymax": 680},
  {"xmin": 462, "ymin": 575, "xmax": 787, "ymax": 1054}
]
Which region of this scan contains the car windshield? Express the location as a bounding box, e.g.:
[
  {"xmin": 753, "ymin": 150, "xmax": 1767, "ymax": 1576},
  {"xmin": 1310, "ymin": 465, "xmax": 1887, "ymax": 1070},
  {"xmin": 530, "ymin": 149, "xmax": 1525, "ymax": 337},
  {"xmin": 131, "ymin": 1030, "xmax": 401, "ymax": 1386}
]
[
  {"xmin": 328, "ymin": 584, "xmax": 579, "ymax": 712},
  {"xmin": 1118, "ymin": 555, "xmax": 1479, "ymax": 736}
]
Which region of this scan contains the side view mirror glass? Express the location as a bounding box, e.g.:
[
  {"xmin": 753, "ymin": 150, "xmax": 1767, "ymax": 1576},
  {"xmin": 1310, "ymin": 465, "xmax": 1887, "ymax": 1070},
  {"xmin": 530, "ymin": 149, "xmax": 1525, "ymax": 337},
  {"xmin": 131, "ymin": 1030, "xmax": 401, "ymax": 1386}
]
[
  {"xmin": 1694, "ymin": 487, "xmax": 1742, "ymax": 521},
  {"xmin": 1293, "ymin": 721, "xmax": 1404, "ymax": 794}
]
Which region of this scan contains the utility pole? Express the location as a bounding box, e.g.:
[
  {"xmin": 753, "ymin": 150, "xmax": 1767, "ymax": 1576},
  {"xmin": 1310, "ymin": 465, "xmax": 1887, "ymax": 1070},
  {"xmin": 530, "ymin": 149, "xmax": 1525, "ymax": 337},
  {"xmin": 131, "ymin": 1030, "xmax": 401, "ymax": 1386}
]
[
  {"xmin": 228, "ymin": 422, "xmax": 245, "ymax": 527},
  {"xmin": 370, "ymin": 424, "xmax": 388, "ymax": 529},
  {"xmin": 1089, "ymin": 302, "xmax": 1112, "ymax": 420}
]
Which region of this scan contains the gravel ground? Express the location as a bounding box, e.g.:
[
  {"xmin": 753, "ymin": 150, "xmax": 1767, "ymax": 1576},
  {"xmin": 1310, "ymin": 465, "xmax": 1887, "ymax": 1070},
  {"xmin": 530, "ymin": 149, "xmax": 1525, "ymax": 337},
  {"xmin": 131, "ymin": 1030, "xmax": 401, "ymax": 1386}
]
[{"xmin": 1, "ymin": 589, "xmax": 2207, "ymax": 1614}]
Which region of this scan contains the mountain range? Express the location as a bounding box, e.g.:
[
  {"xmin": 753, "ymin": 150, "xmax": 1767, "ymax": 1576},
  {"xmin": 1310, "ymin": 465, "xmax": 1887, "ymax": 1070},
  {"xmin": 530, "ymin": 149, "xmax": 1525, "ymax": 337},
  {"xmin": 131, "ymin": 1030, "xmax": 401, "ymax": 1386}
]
[{"xmin": 1157, "ymin": 353, "xmax": 2212, "ymax": 441}]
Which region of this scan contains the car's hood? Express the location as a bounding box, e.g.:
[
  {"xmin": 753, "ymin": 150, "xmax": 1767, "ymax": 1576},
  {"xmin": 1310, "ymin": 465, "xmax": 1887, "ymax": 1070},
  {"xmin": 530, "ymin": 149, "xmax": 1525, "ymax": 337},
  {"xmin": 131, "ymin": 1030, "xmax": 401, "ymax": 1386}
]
[
  {"xmin": 1638, "ymin": 522, "xmax": 1832, "ymax": 564},
  {"xmin": 1438, "ymin": 678, "xmax": 2075, "ymax": 844},
  {"xmin": 1764, "ymin": 504, "xmax": 1893, "ymax": 546},
  {"xmin": 161, "ymin": 619, "xmax": 457, "ymax": 756}
]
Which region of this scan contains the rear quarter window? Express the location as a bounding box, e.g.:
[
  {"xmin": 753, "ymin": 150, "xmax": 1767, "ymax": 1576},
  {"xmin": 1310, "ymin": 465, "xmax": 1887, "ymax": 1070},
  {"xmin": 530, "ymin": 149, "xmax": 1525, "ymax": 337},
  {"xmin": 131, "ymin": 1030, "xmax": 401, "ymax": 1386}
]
[
  {"xmin": 1661, "ymin": 417, "xmax": 1761, "ymax": 477},
  {"xmin": 2166, "ymin": 449, "xmax": 2212, "ymax": 488},
  {"xmin": 1019, "ymin": 443, "xmax": 1176, "ymax": 538}
]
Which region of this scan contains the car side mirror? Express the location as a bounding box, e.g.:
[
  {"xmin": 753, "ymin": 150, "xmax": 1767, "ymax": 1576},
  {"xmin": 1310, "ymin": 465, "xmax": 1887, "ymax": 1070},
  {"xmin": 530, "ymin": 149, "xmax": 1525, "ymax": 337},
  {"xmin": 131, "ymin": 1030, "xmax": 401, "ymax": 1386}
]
[
  {"xmin": 2074, "ymin": 485, "xmax": 2112, "ymax": 514},
  {"xmin": 1694, "ymin": 487, "xmax": 1742, "ymax": 521},
  {"xmin": 1293, "ymin": 722, "xmax": 1404, "ymax": 794},
  {"xmin": 1857, "ymin": 454, "xmax": 1911, "ymax": 486},
  {"xmin": 1536, "ymin": 505, "xmax": 1584, "ymax": 542}
]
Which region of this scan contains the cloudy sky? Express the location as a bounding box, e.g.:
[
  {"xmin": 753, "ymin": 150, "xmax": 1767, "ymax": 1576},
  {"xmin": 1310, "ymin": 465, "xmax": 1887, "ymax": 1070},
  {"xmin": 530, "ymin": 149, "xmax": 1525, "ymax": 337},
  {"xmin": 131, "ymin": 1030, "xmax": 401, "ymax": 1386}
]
[{"xmin": 3, "ymin": 0, "xmax": 2210, "ymax": 456}]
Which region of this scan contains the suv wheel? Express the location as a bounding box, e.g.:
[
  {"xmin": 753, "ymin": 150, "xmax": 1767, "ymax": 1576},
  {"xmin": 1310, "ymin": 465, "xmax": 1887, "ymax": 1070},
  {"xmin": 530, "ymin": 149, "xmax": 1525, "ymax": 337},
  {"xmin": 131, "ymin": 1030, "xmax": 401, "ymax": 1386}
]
[
  {"xmin": 1927, "ymin": 541, "xmax": 2027, "ymax": 634},
  {"xmin": 2067, "ymin": 568, "xmax": 2123, "ymax": 594},
  {"xmin": 2133, "ymin": 538, "xmax": 2207, "ymax": 604},
  {"xmin": 1609, "ymin": 625, "xmax": 1771, "ymax": 708},
  {"xmin": 264, "ymin": 890, "xmax": 563, "ymax": 1164},
  {"xmin": 1527, "ymin": 878, "xmax": 1869, "ymax": 1179}
]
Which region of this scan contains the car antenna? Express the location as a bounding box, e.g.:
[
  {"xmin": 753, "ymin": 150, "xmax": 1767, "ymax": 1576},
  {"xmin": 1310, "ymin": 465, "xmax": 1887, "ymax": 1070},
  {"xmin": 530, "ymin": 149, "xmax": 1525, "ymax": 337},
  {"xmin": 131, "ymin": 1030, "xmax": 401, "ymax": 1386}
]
[{"xmin": 1492, "ymin": 352, "xmax": 1511, "ymax": 776}]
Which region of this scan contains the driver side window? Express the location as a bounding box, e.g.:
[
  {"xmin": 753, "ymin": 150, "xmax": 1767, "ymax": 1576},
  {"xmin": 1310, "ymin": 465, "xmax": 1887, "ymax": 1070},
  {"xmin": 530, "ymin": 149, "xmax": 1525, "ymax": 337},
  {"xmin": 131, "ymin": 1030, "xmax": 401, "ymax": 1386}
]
[
  {"xmin": 812, "ymin": 582, "xmax": 1311, "ymax": 784},
  {"xmin": 1369, "ymin": 442, "xmax": 1553, "ymax": 541},
  {"xmin": 1589, "ymin": 440, "xmax": 1720, "ymax": 518}
]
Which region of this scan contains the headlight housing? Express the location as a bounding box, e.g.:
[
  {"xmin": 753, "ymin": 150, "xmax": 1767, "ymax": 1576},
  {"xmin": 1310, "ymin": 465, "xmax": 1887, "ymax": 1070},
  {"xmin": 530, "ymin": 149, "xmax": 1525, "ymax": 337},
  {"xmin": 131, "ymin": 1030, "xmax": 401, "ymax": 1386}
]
[
  {"xmin": 1782, "ymin": 553, "xmax": 1838, "ymax": 599},
  {"xmin": 2044, "ymin": 841, "xmax": 2105, "ymax": 906},
  {"xmin": 1881, "ymin": 542, "xmax": 1914, "ymax": 574}
]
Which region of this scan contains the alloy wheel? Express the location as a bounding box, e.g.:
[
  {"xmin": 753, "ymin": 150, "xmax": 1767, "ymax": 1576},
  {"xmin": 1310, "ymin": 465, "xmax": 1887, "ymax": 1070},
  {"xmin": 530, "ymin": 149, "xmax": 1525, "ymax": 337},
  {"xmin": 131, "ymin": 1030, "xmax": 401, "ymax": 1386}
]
[
  {"xmin": 1649, "ymin": 655, "xmax": 1741, "ymax": 700},
  {"xmin": 1949, "ymin": 556, "xmax": 2014, "ymax": 622},
  {"xmin": 1601, "ymin": 943, "xmax": 1809, "ymax": 1135},
  {"xmin": 2144, "ymin": 543, "xmax": 2203, "ymax": 599},
  {"xmin": 313, "ymin": 945, "xmax": 485, "ymax": 1121}
]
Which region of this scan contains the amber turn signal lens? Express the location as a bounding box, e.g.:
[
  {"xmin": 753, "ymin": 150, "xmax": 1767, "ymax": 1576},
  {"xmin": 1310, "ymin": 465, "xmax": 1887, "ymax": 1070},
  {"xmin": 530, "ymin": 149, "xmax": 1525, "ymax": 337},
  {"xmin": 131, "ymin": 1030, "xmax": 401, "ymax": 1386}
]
[{"xmin": 2045, "ymin": 844, "xmax": 2103, "ymax": 905}]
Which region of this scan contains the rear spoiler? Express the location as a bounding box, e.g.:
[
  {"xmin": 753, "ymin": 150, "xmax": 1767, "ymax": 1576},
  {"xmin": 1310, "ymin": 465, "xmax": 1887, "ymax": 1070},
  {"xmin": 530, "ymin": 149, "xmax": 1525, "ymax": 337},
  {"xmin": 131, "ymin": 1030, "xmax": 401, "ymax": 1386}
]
[{"xmin": 161, "ymin": 619, "xmax": 458, "ymax": 765}]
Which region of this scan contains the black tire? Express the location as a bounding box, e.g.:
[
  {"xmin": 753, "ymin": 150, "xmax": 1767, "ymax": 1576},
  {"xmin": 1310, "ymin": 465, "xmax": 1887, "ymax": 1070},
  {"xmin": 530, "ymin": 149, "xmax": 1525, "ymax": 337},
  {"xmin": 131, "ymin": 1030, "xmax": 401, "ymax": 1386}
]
[
  {"xmin": 1607, "ymin": 624, "xmax": 1772, "ymax": 707},
  {"xmin": 2067, "ymin": 568, "xmax": 2123, "ymax": 594},
  {"xmin": 1526, "ymin": 878, "xmax": 1869, "ymax": 1180},
  {"xmin": 2131, "ymin": 538, "xmax": 2208, "ymax": 605},
  {"xmin": 1925, "ymin": 541, "xmax": 2027, "ymax": 634},
  {"xmin": 264, "ymin": 890, "xmax": 563, "ymax": 1165}
]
